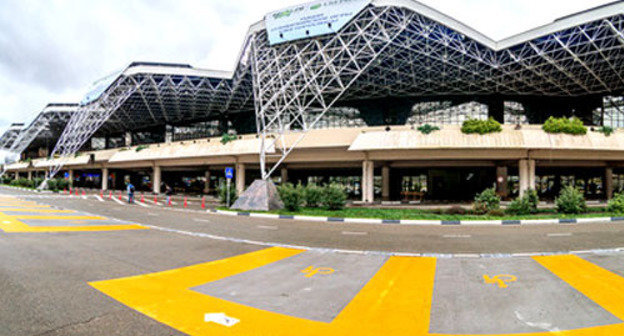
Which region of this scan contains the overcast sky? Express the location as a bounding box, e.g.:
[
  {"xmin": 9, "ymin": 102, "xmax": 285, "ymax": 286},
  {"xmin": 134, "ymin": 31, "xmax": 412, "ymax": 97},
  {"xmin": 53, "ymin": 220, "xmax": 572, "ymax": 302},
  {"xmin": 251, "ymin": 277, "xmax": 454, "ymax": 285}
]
[{"xmin": 0, "ymin": 0, "xmax": 615, "ymax": 134}]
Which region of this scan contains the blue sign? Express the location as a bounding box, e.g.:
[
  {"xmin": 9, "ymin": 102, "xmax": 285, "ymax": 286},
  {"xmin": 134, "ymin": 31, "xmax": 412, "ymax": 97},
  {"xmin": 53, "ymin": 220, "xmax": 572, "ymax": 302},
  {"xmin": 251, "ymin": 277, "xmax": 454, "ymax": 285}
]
[
  {"xmin": 225, "ymin": 167, "xmax": 234, "ymax": 179},
  {"xmin": 265, "ymin": 0, "xmax": 371, "ymax": 45}
]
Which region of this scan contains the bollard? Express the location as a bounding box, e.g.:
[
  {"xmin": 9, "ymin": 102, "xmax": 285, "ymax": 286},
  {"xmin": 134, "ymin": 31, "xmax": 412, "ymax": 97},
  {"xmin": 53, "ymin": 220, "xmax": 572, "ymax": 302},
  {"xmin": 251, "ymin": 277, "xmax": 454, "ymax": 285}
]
[
  {"xmin": 183, "ymin": 197, "xmax": 188, "ymax": 208},
  {"xmin": 201, "ymin": 196, "xmax": 206, "ymax": 209},
  {"xmin": 75, "ymin": 188, "xmax": 79, "ymax": 196},
  {"xmin": 154, "ymin": 195, "xmax": 158, "ymax": 204},
  {"xmin": 108, "ymin": 191, "xmax": 112, "ymax": 199},
  {"xmin": 140, "ymin": 194, "xmax": 145, "ymax": 203},
  {"xmin": 118, "ymin": 191, "xmax": 122, "ymax": 200},
  {"xmin": 82, "ymin": 189, "xmax": 86, "ymax": 197},
  {"xmin": 100, "ymin": 190, "xmax": 103, "ymax": 198},
  {"xmin": 167, "ymin": 197, "xmax": 172, "ymax": 206},
  {"xmin": 63, "ymin": 188, "xmax": 67, "ymax": 195}
]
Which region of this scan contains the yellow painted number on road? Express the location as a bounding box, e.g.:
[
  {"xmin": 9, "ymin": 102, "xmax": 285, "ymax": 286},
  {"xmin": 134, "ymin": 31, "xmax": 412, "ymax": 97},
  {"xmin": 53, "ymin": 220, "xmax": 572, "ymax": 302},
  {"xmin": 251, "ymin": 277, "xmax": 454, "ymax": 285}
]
[
  {"xmin": 301, "ymin": 266, "xmax": 335, "ymax": 278},
  {"xmin": 483, "ymin": 274, "xmax": 517, "ymax": 288}
]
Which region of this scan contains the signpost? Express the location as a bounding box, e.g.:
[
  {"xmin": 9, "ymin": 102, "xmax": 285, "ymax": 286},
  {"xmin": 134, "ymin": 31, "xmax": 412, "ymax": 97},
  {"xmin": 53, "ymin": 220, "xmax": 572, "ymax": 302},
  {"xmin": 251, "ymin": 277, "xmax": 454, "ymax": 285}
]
[{"xmin": 225, "ymin": 167, "xmax": 234, "ymax": 207}]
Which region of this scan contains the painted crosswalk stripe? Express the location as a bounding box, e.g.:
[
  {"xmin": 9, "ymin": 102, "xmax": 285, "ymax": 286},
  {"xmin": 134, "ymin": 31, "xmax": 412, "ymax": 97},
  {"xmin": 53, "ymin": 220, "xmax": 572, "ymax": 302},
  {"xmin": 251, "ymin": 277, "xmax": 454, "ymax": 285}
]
[
  {"xmin": 258, "ymin": 225, "xmax": 278, "ymax": 230},
  {"xmin": 111, "ymin": 197, "xmax": 126, "ymax": 205},
  {"xmin": 443, "ymin": 234, "xmax": 471, "ymax": 238},
  {"xmin": 547, "ymin": 233, "xmax": 573, "ymax": 237}
]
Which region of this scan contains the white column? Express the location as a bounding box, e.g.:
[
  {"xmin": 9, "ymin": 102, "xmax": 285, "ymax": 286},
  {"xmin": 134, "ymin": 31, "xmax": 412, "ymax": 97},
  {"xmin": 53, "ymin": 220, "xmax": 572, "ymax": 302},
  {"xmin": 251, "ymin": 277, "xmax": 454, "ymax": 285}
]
[
  {"xmin": 203, "ymin": 169, "xmax": 211, "ymax": 194},
  {"xmin": 68, "ymin": 169, "xmax": 74, "ymax": 186},
  {"xmin": 15, "ymin": 172, "xmax": 19, "ymax": 180},
  {"xmin": 235, "ymin": 162, "xmax": 246, "ymax": 194},
  {"xmin": 102, "ymin": 168, "xmax": 109, "ymax": 191},
  {"xmin": 152, "ymin": 166, "xmax": 161, "ymax": 194},
  {"xmin": 27, "ymin": 171, "xmax": 33, "ymax": 181},
  {"xmin": 362, "ymin": 160, "xmax": 374, "ymax": 203},
  {"xmin": 519, "ymin": 159, "xmax": 535, "ymax": 197},
  {"xmin": 382, "ymin": 165, "xmax": 390, "ymax": 201}
]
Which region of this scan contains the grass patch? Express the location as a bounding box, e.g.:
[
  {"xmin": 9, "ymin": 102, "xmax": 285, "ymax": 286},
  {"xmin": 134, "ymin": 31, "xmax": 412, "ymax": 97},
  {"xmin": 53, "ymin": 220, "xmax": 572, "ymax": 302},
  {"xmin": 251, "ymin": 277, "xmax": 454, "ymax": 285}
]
[{"xmin": 218, "ymin": 206, "xmax": 617, "ymax": 221}]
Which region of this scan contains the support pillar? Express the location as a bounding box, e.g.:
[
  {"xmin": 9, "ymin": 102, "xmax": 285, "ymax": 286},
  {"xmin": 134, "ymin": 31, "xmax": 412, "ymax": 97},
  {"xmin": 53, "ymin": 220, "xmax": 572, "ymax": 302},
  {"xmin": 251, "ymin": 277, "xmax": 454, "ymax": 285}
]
[
  {"xmin": 235, "ymin": 162, "xmax": 245, "ymax": 195},
  {"xmin": 605, "ymin": 167, "xmax": 614, "ymax": 200},
  {"xmin": 152, "ymin": 166, "xmax": 161, "ymax": 194},
  {"xmin": 496, "ymin": 166, "xmax": 508, "ymax": 199},
  {"xmin": 15, "ymin": 172, "xmax": 19, "ymax": 180},
  {"xmin": 102, "ymin": 168, "xmax": 109, "ymax": 191},
  {"xmin": 68, "ymin": 169, "xmax": 74, "ymax": 186},
  {"xmin": 519, "ymin": 159, "xmax": 536, "ymax": 197},
  {"xmin": 280, "ymin": 167, "xmax": 288, "ymax": 184},
  {"xmin": 203, "ymin": 169, "xmax": 211, "ymax": 194},
  {"xmin": 382, "ymin": 165, "xmax": 390, "ymax": 201},
  {"xmin": 362, "ymin": 160, "xmax": 374, "ymax": 203},
  {"xmin": 124, "ymin": 132, "xmax": 132, "ymax": 147},
  {"xmin": 27, "ymin": 171, "xmax": 33, "ymax": 181}
]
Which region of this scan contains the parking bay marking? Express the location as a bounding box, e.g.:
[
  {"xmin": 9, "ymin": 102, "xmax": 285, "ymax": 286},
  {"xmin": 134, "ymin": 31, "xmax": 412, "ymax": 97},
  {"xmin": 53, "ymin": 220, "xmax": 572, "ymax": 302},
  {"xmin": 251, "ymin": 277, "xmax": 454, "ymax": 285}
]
[
  {"xmin": 342, "ymin": 231, "xmax": 367, "ymax": 236},
  {"xmin": 89, "ymin": 248, "xmax": 624, "ymax": 336},
  {"xmin": 257, "ymin": 225, "xmax": 278, "ymax": 230},
  {"xmin": 443, "ymin": 234, "xmax": 471, "ymax": 238},
  {"xmin": 547, "ymin": 233, "xmax": 573, "ymax": 237}
]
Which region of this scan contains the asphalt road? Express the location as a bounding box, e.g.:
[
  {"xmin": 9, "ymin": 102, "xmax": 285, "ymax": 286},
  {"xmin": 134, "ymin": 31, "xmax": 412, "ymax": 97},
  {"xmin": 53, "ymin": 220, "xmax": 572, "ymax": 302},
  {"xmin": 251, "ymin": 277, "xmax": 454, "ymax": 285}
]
[{"xmin": 2, "ymin": 187, "xmax": 624, "ymax": 336}]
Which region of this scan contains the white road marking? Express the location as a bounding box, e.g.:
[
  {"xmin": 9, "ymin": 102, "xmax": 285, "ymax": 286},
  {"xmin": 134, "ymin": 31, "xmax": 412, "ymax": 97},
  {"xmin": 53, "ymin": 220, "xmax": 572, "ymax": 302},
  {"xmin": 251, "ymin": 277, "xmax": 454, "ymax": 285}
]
[
  {"xmin": 94, "ymin": 195, "xmax": 105, "ymax": 202},
  {"xmin": 547, "ymin": 233, "xmax": 573, "ymax": 237},
  {"xmin": 257, "ymin": 225, "xmax": 278, "ymax": 230},
  {"xmin": 147, "ymin": 213, "xmax": 158, "ymax": 216},
  {"xmin": 111, "ymin": 197, "xmax": 126, "ymax": 206},
  {"xmin": 204, "ymin": 313, "xmax": 239, "ymax": 327},
  {"xmin": 443, "ymin": 234, "xmax": 472, "ymax": 238},
  {"xmin": 193, "ymin": 218, "xmax": 212, "ymax": 223},
  {"xmin": 135, "ymin": 201, "xmax": 150, "ymax": 208},
  {"xmin": 342, "ymin": 231, "xmax": 368, "ymax": 236}
]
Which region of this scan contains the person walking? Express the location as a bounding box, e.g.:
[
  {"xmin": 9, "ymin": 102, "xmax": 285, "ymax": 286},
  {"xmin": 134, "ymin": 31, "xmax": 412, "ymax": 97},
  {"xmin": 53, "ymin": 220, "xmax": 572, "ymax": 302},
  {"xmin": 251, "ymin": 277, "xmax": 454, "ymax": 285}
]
[
  {"xmin": 127, "ymin": 181, "xmax": 136, "ymax": 204},
  {"xmin": 164, "ymin": 183, "xmax": 173, "ymax": 205}
]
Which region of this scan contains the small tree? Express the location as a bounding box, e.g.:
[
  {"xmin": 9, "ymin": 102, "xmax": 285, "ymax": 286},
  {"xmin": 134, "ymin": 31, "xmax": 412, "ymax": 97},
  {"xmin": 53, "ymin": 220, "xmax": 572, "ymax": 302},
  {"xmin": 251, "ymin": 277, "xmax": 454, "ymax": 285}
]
[
  {"xmin": 556, "ymin": 186, "xmax": 587, "ymax": 214},
  {"xmin": 277, "ymin": 183, "xmax": 303, "ymax": 211},
  {"xmin": 219, "ymin": 183, "xmax": 237, "ymax": 206},
  {"xmin": 607, "ymin": 193, "xmax": 624, "ymax": 214},
  {"xmin": 303, "ymin": 184, "xmax": 324, "ymax": 208},
  {"xmin": 473, "ymin": 187, "xmax": 500, "ymax": 213},
  {"xmin": 323, "ymin": 183, "xmax": 347, "ymax": 210}
]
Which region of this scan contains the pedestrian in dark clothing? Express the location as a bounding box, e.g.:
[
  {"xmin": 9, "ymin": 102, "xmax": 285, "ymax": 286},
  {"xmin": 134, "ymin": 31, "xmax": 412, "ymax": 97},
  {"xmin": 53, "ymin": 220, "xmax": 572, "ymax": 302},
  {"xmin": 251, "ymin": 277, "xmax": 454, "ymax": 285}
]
[{"xmin": 127, "ymin": 182, "xmax": 135, "ymax": 204}]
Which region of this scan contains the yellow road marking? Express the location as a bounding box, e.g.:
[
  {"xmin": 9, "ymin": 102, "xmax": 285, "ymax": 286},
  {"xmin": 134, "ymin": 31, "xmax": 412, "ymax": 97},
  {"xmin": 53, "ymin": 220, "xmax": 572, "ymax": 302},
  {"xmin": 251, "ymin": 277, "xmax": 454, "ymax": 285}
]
[
  {"xmin": 534, "ymin": 255, "xmax": 624, "ymax": 320},
  {"xmin": 0, "ymin": 208, "xmax": 76, "ymax": 213},
  {"xmin": 11, "ymin": 215, "xmax": 107, "ymax": 220},
  {"xmin": 483, "ymin": 274, "xmax": 517, "ymax": 288},
  {"xmin": 0, "ymin": 213, "xmax": 146, "ymax": 232},
  {"xmin": 301, "ymin": 266, "xmax": 335, "ymax": 277},
  {"xmin": 91, "ymin": 250, "xmax": 624, "ymax": 336}
]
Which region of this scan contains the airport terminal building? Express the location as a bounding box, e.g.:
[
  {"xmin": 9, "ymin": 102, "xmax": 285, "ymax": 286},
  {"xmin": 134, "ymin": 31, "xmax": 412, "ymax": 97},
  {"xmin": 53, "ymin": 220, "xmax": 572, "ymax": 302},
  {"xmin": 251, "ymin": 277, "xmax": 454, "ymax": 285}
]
[{"xmin": 2, "ymin": 0, "xmax": 624, "ymax": 203}]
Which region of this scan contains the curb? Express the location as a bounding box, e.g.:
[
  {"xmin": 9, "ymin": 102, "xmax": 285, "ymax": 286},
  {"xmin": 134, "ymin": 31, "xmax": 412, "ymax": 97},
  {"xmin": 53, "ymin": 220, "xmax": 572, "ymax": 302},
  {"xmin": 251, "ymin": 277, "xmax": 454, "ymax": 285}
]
[{"xmin": 208, "ymin": 209, "xmax": 623, "ymax": 226}]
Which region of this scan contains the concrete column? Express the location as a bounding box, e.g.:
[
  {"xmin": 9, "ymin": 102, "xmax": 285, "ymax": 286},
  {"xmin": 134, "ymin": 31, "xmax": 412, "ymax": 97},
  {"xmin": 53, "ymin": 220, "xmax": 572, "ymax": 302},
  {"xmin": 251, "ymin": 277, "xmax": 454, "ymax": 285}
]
[
  {"xmin": 382, "ymin": 165, "xmax": 390, "ymax": 201},
  {"xmin": 605, "ymin": 167, "xmax": 614, "ymax": 200},
  {"xmin": 362, "ymin": 160, "xmax": 374, "ymax": 203},
  {"xmin": 102, "ymin": 168, "xmax": 109, "ymax": 191},
  {"xmin": 124, "ymin": 132, "xmax": 132, "ymax": 146},
  {"xmin": 27, "ymin": 171, "xmax": 33, "ymax": 181},
  {"xmin": 68, "ymin": 169, "xmax": 74, "ymax": 186},
  {"xmin": 496, "ymin": 166, "xmax": 508, "ymax": 198},
  {"xmin": 14, "ymin": 172, "xmax": 19, "ymax": 180},
  {"xmin": 152, "ymin": 166, "xmax": 161, "ymax": 194},
  {"xmin": 519, "ymin": 159, "xmax": 536, "ymax": 197},
  {"xmin": 203, "ymin": 170, "xmax": 211, "ymax": 194},
  {"xmin": 280, "ymin": 167, "xmax": 288, "ymax": 184},
  {"xmin": 235, "ymin": 162, "xmax": 246, "ymax": 194}
]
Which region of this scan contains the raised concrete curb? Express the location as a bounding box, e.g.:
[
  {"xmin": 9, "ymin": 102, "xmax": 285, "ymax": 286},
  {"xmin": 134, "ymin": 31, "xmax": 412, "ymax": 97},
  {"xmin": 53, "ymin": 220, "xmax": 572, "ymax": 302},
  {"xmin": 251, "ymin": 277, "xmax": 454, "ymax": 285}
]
[{"xmin": 208, "ymin": 209, "xmax": 624, "ymax": 226}]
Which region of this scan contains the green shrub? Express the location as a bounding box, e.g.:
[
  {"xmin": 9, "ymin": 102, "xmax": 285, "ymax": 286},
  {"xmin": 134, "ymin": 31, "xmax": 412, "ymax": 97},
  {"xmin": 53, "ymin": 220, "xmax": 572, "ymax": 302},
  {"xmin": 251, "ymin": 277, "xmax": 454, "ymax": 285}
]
[
  {"xmin": 596, "ymin": 126, "xmax": 614, "ymax": 136},
  {"xmin": 487, "ymin": 209, "xmax": 506, "ymax": 217},
  {"xmin": 135, "ymin": 145, "xmax": 149, "ymax": 152},
  {"xmin": 220, "ymin": 134, "xmax": 237, "ymax": 145},
  {"xmin": 607, "ymin": 193, "xmax": 624, "ymax": 213},
  {"xmin": 461, "ymin": 117, "xmax": 502, "ymax": 135},
  {"xmin": 56, "ymin": 179, "xmax": 69, "ymax": 191},
  {"xmin": 507, "ymin": 189, "xmax": 540, "ymax": 215},
  {"xmin": 46, "ymin": 179, "xmax": 58, "ymax": 192},
  {"xmin": 277, "ymin": 183, "xmax": 304, "ymax": 211},
  {"xmin": 473, "ymin": 188, "xmax": 500, "ymax": 213},
  {"xmin": 555, "ymin": 186, "xmax": 587, "ymax": 214},
  {"xmin": 33, "ymin": 178, "xmax": 44, "ymax": 188},
  {"xmin": 417, "ymin": 124, "xmax": 440, "ymax": 135},
  {"xmin": 542, "ymin": 117, "xmax": 587, "ymax": 135},
  {"xmin": 445, "ymin": 206, "xmax": 466, "ymax": 215},
  {"xmin": 303, "ymin": 184, "xmax": 324, "ymax": 208},
  {"xmin": 9, "ymin": 179, "xmax": 19, "ymax": 186},
  {"xmin": 323, "ymin": 183, "xmax": 347, "ymax": 210},
  {"xmin": 218, "ymin": 183, "xmax": 237, "ymax": 206}
]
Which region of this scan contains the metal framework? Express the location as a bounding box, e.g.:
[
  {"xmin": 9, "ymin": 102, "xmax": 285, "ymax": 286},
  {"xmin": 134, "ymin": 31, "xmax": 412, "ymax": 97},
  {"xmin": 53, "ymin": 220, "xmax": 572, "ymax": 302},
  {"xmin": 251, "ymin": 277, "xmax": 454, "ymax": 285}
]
[
  {"xmin": 46, "ymin": 62, "xmax": 253, "ymax": 180},
  {"xmin": 250, "ymin": 2, "xmax": 624, "ymax": 179},
  {"xmin": 0, "ymin": 123, "xmax": 24, "ymax": 151},
  {"xmin": 39, "ymin": 1, "xmax": 624, "ymax": 187}
]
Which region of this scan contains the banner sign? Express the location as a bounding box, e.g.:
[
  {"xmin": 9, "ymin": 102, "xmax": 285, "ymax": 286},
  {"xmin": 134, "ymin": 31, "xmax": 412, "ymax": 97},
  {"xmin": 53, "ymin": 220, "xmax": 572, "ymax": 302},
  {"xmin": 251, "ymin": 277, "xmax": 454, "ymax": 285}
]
[
  {"xmin": 265, "ymin": 0, "xmax": 371, "ymax": 45},
  {"xmin": 80, "ymin": 69, "xmax": 123, "ymax": 105}
]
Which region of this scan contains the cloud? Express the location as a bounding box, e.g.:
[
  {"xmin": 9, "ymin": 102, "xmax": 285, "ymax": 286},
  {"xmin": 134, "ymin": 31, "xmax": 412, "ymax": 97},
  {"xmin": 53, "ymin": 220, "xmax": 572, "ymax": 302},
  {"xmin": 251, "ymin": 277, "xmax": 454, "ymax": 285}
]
[{"xmin": 0, "ymin": 0, "xmax": 615, "ymax": 137}]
